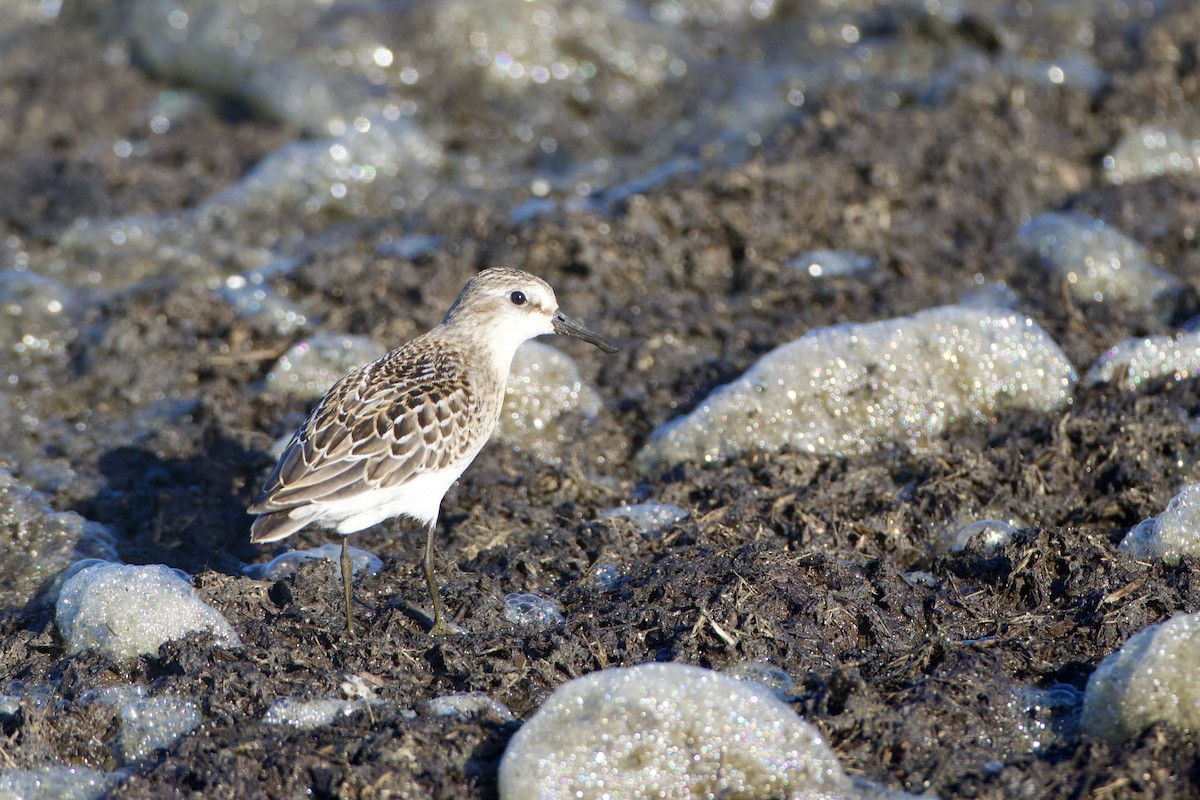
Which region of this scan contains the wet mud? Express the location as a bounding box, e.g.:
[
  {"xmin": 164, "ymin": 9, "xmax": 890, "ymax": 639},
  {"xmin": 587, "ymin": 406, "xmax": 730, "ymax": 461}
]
[{"xmin": 4, "ymin": 5, "xmax": 1200, "ymax": 799}]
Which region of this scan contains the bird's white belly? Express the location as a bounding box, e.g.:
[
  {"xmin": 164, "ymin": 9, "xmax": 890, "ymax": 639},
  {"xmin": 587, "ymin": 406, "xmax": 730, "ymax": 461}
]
[{"xmin": 320, "ymin": 462, "xmax": 472, "ymax": 534}]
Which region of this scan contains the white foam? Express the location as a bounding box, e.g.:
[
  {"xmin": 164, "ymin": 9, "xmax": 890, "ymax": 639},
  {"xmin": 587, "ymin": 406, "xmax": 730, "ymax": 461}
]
[
  {"xmin": 1119, "ymin": 484, "xmax": 1200, "ymax": 566},
  {"xmin": 1081, "ymin": 612, "xmax": 1200, "ymax": 744},
  {"xmin": 499, "ymin": 341, "xmax": 604, "ymax": 463},
  {"xmin": 116, "ymin": 696, "xmax": 202, "ymax": 764},
  {"xmin": 427, "ymin": 692, "xmax": 514, "ymax": 722},
  {"xmin": 1016, "ymin": 212, "xmax": 1180, "ymax": 317},
  {"xmin": 1086, "ymin": 332, "xmax": 1200, "ymax": 391},
  {"xmin": 599, "ymin": 502, "xmax": 689, "ymax": 534},
  {"xmin": 636, "ymin": 306, "xmax": 1076, "ymax": 469},
  {"xmin": 266, "ymin": 333, "xmax": 386, "ymax": 399},
  {"xmin": 55, "ymin": 562, "xmax": 240, "ymax": 661},
  {"xmin": 0, "ymin": 469, "xmax": 118, "ymax": 608},
  {"xmin": 0, "ymin": 765, "xmax": 125, "ymax": 800},
  {"xmin": 1103, "ymin": 125, "xmax": 1199, "ymax": 185},
  {"xmin": 498, "ymin": 662, "xmax": 852, "ymax": 800}
]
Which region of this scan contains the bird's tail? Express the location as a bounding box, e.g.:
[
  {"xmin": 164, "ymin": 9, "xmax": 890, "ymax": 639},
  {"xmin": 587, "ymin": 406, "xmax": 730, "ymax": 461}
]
[{"xmin": 250, "ymin": 506, "xmax": 322, "ymax": 544}]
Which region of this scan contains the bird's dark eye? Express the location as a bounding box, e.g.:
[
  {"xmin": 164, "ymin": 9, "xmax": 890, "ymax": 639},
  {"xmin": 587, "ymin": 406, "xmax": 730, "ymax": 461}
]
[{"xmin": 510, "ymin": 290, "xmax": 527, "ymax": 306}]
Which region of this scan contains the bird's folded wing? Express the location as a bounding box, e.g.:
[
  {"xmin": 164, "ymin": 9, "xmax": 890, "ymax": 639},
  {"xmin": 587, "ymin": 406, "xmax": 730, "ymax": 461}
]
[{"xmin": 249, "ymin": 352, "xmax": 480, "ymax": 513}]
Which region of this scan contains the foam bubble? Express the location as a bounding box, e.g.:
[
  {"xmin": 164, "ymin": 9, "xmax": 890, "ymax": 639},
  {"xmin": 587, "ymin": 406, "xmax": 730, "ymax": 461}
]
[
  {"xmin": 1081, "ymin": 612, "xmax": 1200, "ymax": 745},
  {"xmin": 1086, "ymin": 332, "xmax": 1200, "ymax": 391},
  {"xmin": 502, "ymin": 593, "xmax": 564, "ymax": 629},
  {"xmin": 55, "ymin": 562, "xmax": 241, "ymax": 661},
  {"xmin": 637, "ymin": 306, "xmax": 1076, "ymax": 470},
  {"xmin": 599, "ymin": 502, "xmax": 689, "ymax": 534},
  {"xmin": 243, "ymin": 543, "xmax": 382, "ymax": 581},
  {"xmin": 499, "ymin": 341, "xmax": 604, "ymax": 463},
  {"xmin": 1016, "ymin": 212, "xmax": 1180, "ymax": 318},
  {"xmin": 498, "ymin": 662, "xmax": 852, "ymax": 800},
  {"xmin": 1119, "ymin": 484, "xmax": 1200, "ymax": 566}
]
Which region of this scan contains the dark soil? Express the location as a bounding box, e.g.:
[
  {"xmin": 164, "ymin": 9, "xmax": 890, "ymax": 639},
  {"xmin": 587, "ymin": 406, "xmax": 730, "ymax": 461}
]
[{"xmin": 4, "ymin": 4, "xmax": 1200, "ymax": 799}]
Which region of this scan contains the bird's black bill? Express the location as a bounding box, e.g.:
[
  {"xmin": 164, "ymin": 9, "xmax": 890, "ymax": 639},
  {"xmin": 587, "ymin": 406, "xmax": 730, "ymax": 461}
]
[{"xmin": 553, "ymin": 312, "xmax": 619, "ymax": 353}]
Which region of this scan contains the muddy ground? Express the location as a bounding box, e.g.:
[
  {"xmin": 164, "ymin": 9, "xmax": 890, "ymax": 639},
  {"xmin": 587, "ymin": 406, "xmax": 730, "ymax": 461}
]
[{"xmin": 4, "ymin": 5, "xmax": 1200, "ymax": 799}]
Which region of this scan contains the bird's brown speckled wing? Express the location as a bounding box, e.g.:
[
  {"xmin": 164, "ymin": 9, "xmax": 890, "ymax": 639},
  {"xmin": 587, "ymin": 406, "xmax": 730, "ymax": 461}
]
[{"xmin": 248, "ymin": 339, "xmax": 484, "ymax": 515}]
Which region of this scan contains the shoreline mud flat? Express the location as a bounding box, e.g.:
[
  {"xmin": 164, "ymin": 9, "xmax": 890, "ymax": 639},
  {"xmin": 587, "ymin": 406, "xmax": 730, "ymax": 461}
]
[{"xmin": 3, "ymin": 2, "xmax": 1200, "ymax": 797}]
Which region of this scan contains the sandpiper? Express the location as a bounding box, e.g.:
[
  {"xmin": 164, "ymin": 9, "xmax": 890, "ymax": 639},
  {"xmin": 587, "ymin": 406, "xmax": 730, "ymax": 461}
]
[{"xmin": 249, "ymin": 267, "xmax": 618, "ymax": 637}]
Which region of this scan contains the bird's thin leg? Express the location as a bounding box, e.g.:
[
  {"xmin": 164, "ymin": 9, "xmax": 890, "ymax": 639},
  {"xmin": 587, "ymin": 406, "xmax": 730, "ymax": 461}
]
[
  {"xmin": 341, "ymin": 536, "xmax": 356, "ymax": 639},
  {"xmin": 423, "ymin": 520, "xmax": 454, "ymax": 636}
]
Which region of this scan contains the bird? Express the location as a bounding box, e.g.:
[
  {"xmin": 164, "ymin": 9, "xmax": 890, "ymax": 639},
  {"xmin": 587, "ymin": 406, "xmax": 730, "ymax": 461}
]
[{"xmin": 248, "ymin": 267, "xmax": 618, "ymax": 637}]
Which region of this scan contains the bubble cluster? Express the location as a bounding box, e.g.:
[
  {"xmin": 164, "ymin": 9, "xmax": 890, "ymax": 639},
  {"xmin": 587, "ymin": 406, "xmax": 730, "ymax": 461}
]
[
  {"xmin": 498, "ymin": 663, "xmax": 852, "ymax": 800},
  {"xmin": 590, "ymin": 562, "xmax": 627, "ymax": 590},
  {"xmin": 947, "ymin": 519, "xmax": 1018, "ymax": 554},
  {"xmin": 264, "ymin": 697, "xmax": 368, "ymax": 730},
  {"xmin": 498, "ymin": 341, "xmax": 604, "ymax": 463},
  {"xmin": 115, "ymin": 696, "xmax": 202, "ymax": 764},
  {"xmin": 786, "ymin": 249, "xmax": 876, "ymax": 279},
  {"xmin": 1119, "ymin": 484, "xmax": 1200, "ymax": 566},
  {"xmin": 1013, "ymin": 684, "xmax": 1080, "ymax": 754},
  {"xmin": 1085, "ymin": 332, "xmax": 1200, "ymax": 391},
  {"xmin": 1103, "ymin": 125, "xmax": 1199, "ymax": 185},
  {"xmin": 636, "ymin": 306, "xmax": 1077, "ymax": 470},
  {"xmin": 55, "ymin": 561, "xmax": 241, "ymax": 661},
  {"xmin": 266, "ymin": 333, "xmax": 386, "ymax": 399},
  {"xmin": 502, "ymin": 592, "xmax": 564, "ymax": 629},
  {"xmin": 1016, "ymin": 212, "xmax": 1181, "ymax": 318},
  {"xmin": 724, "ymin": 660, "xmax": 800, "ymax": 701},
  {"xmin": 243, "ymin": 543, "xmax": 383, "ymax": 581},
  {"xmin": 1081, "ymin": 612, "xmax": 1200, "ymax": 745},
  {"xmin": 599, "ymin": 502, "xmax": 689, "ymax": 535},
  {"xmin": 0, "ymin": 470, "xmax": 118, "ymax": 608},
  {"xmin": 0, "ymin": 765, "xmax": 125, "ymax": 800},
  {"xmin": 426, "ymin": 692, "xmax": 515, "ymax": 722}
]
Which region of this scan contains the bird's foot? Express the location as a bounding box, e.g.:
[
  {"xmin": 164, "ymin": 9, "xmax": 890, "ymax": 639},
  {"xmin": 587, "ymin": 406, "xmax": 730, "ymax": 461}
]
[{"xmin": 429, "ymin": 619, "xmax": 464, "ymax": 636}]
